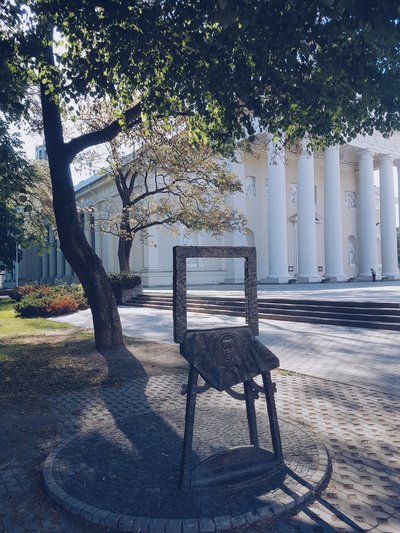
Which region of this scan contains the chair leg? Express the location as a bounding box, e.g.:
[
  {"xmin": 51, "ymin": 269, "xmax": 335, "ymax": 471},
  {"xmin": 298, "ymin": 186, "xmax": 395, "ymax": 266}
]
[
  {"xmin": 179, "ymin": 365, "xmax": 199, "ymax": 487},
  {"xmin": 262, "ymin": 372, "xmax": 283, "ymax": 460},
  {"xmin": 244, "ymin": 380, "xmax": 260, "ymax": 447}
]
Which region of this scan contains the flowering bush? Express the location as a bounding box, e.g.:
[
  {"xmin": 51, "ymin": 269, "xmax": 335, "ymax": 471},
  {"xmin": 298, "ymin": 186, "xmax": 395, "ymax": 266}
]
[
  {"xmin": 15, "ymin": 284, "xmax": 88, "ymax": 318},
  {"xmin": 8, "ymin": 285, "xmax": 37, "ymax": 302}
]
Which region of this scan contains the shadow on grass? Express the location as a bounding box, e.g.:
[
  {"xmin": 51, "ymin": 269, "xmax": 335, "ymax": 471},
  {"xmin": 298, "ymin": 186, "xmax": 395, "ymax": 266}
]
[{"xmin": 0, "ymin": 334, "xmax": 122, "ymax": 403}]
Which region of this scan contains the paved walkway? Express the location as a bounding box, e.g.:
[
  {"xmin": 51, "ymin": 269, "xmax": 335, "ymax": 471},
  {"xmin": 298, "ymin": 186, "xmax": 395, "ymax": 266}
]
[
  {"xmin": 1, "ymin": 281, "xmax": 399, "ymax": 532},
  {"xmin": 52, "ymin": 281, "xmax": 400, "ymax": 395}
]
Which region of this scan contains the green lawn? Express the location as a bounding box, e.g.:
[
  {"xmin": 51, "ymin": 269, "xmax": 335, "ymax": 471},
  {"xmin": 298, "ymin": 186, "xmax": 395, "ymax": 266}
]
[
  {"xmin": 0, "ymin": 298, "xmax": 118, "ymax": 403},
  {"xmin": 0, "ymin": 298, "xmax": 72, "ymax": 337}
]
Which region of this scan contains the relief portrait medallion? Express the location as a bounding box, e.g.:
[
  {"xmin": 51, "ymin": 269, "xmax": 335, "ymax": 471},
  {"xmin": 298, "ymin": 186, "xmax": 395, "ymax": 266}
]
[{"xmin": 215, "ymin": 332, "xmax": 243, "ymax": 367}]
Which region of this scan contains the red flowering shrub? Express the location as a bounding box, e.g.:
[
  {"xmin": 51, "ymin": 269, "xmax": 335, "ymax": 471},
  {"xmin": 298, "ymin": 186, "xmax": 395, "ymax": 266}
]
[
  {"xmin": 15, "ymin": 284, "xmax": 88, "ymax": 318},
  {"xmin": 8, "ymin": 285, "xmax": 37, "ymax": 302},
  {"xmin": 47, "ymin": 295, "xmax": 81, "ymax": 315}
]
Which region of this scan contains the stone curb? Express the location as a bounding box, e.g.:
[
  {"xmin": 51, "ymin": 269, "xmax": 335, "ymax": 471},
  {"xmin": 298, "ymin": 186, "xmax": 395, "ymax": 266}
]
[{"xmin": 43, "ymin": 420, "xmax": 330, "ymax": 532}]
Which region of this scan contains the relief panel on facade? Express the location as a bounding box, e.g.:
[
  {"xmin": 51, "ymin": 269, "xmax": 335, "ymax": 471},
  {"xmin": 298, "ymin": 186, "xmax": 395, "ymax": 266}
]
[
  {"xmin": 245, "ymin": 175, "xmax": 256, "ymax": 197},
  {"xmin": 345, "ymin": 191, "xmax": 357, "ymax": 209},
  {"xmin": 290, "ymin": 182, "xmax": 297, "ymax": 203},
  {"xmin": 347, "ymin": 236, "xmax": 357, "ymax": 266}
]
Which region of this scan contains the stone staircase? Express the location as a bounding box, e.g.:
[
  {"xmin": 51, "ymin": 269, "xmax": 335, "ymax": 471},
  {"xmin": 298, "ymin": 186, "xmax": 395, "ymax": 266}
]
[{"xmin": 125, "ymin": 292, "xmax": 400, "ymax": 331}]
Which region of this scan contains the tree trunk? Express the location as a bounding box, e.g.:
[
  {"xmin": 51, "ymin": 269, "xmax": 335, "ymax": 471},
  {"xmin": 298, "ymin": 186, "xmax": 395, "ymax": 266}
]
[
  {"xmin": 117, "ymin": 205, "xmax": 134, "ymax": 273},
  {"xmin": 118, "ymin": 238, "xmax": 134, "ymax": 272},
  {"xmin": 40, "ymin": 86, "xmax": 124, "ymax": 349}
]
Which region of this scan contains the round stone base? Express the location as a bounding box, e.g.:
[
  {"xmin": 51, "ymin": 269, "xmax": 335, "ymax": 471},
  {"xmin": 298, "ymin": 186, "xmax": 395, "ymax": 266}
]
[{"xmin": 44, "ymin": 401, "xmax": 329, "ymax": 532}]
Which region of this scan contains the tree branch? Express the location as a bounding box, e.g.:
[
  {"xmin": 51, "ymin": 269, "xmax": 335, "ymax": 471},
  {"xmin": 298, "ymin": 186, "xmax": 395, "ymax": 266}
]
[
  {"xmin": 128, "ymin": 182, "xmax": 170, "ymax": 207},
  {"xmin": 131, "ymin": 216, "xmax": 176, "ymax": 234},
  {"xmin": 64, "ymin": 102, "xmax": 142, "ymax": 162}
]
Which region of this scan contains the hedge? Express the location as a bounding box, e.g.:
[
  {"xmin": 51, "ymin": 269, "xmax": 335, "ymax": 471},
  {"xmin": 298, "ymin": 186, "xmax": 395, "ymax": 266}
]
[
  {"xmin": 107, "ymin": 273, "xmax": 142, "ymax": 305},
  {"xmin": 8, "ymin": 285, "xmax": 38, "ymax": 302},
  {"xmin": 15, "ymin": 284, "xmax": 88, "ymax": 318},
  {"xmin": 107, "ymin": 272, "xmax": 142, "ymax": 288}
]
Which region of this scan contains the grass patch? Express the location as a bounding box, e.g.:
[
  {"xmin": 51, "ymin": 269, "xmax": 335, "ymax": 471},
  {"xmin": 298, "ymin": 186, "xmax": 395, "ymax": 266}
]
[
  {"xmin": 0, "ymin": 299, "xmax": 72, "ymax": 337},
  {"xmin": 0, "ymin": 299, "xmax": 129, "ymax": 403}
]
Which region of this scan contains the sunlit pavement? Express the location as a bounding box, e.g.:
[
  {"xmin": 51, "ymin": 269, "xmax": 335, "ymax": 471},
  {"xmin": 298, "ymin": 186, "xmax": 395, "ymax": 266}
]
[{"xmin": 52, "ymin": 280, "xmax": 400, "ymax": 395}]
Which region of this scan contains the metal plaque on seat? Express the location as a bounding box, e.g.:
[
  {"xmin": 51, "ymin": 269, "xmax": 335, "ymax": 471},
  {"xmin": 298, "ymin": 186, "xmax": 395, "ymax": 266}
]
[{"xmin": 180, "ymin": 326, "xmax": 279, "ymax": 391}]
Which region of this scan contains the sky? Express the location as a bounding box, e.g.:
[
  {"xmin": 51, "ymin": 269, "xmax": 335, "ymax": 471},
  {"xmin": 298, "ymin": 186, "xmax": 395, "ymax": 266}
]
[{"xmin": 19, "ymin": 129, "xmax": 86, "ymax": 186}]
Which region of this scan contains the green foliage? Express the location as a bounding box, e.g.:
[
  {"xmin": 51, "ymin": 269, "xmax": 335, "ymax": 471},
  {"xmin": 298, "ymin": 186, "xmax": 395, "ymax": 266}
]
[
  {"xmin": 107, "ymin": 272, "xmax": 142, "ymax": 289},
  {"xmin": 0, "ymin": 123, "xmax": 47, "ymax": 268},
  {"xmin": 0, "ymin": 10, "xmax": 29, "ymax": 121},
  {"xmin": 107, "ymin": 273, "xmax": 142, "ymax": 288},
  {"xmin": 107, "ymin": 273, "xmax": 142, "ymax": 304},
  {"xmin": 0, "ymin": 201, "xmax": 26, "ymax": 271},
  {"xmin": 15, "ymin": 284, "xmax": 88, "ymax": 318},
  {"xmin": 0, "ymin": 122, "xmax": 35, "ymax": 202},
  {"xmin": 18, "ymin": 0, "xmax": 400, "ymax": 149}
]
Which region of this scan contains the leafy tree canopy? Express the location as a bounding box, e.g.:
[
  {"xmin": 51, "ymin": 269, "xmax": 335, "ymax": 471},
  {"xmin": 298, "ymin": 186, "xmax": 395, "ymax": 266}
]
[
  {"xmin": 0, "ymin": 203, "xmax": 23, "ymax": 271},
  {"xmin": 0, "ymin": 125, "xmax": 52, "ymax": 265},
  {"xmin": 16, "ymin": 0, "xmax": 400, "ymax": 150},
  {"xmin": 0, "ymin": 122, "xmax": 34, "ymax": 202}
]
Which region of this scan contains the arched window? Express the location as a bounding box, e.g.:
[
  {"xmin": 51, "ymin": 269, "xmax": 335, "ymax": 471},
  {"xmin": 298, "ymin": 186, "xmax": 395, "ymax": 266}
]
[{"xmin": 246, "ymin": 229, "xmax": 255, "ymax": 247}]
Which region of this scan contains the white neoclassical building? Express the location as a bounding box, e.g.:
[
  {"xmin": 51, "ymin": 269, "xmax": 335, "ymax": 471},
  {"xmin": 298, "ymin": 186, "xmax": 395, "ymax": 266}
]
[{"xmin": 9, "ymin": 131, "xmax": 400, "ymax": 287}]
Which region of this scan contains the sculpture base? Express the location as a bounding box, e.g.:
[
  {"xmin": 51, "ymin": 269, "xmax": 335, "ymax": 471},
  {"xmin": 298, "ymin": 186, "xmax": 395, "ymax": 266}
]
[
  {"xmin": 190, "ymin": 446, "xmax": 282, "ymax": 488},
  {"xmin": 43, "ymin": 379, "xmax": 330, "ymax": 532}
]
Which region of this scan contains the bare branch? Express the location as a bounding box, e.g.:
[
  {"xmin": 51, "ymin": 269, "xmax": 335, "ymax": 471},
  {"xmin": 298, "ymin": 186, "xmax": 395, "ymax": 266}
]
[
  {"xmin": 131, "ymin": 217, "xmax": 176, "ymax": 234},
  {"xmin": 128, "ymin": 183, "xmax": 169, "ymax": 207},
  {"xmin": 65, "ymin": 103, "xmax": 142, "ymax": 162}
]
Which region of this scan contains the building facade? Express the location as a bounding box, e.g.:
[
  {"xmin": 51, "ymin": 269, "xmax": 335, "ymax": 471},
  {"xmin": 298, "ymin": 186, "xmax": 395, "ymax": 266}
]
[{"xmin": 11, "ymin": 132, "xmax": 400, "ymax": 287}]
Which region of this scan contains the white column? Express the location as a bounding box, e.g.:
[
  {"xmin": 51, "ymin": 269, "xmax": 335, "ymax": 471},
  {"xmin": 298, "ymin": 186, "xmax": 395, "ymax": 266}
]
[
  {"xmin": 226, "ymin": 153, "xmax": 247, "ymax": 283},
  {"xmin": 48, "ymin": 228, "xmax": 57, "ymax": 280},
  {"xmin": 100, "ymin": 232, "xmax": 108, "ymax": 270},
  {"xmin": 65, "ymin": 261, "xmax": 73, "ymax": 278},
  {"xmin": 141, "ymin": 227, "xmax": 160, "ymax": 285},
  {"xmin": 108, "ymin": 234, "xmax": 116, "ymax": 272},
  {"xmin": 378, "ymin": 155, "xmax": 400, "ymax": 279},
  {"xmin": 396, "ymin": 161, "xmax": 400, "ymax": 227},
  {"xmin": 297, "ymin": 139, "xmax": 321, "ymax": 282},
  {"xmin": 357, "ymin": 150, "xmax": 378, "ymax": 278},
  {"xmin": 56, "ymin": 239, "xmax": 65, "ymax": 279},
  {"xmin": 265, "ymin": 136, "xmax": 290, "ymax": 283},
  {"xmin": 84, "ymin": 210, "xmax": 92, "ymax": 244},
  {"xmin": 145, "ymin": 228, "xmax": 160, "ymax": 270},
  {"xmin": 41, "ymin": 238, "xmax": 49, "ymax": 281},
  {"xmin": 94, "ymin": 203, "xmax": 102, "ymax": 259},
  {"xmin": 324, "ymin": 146, "xmax": 347, "ymax": 281}
]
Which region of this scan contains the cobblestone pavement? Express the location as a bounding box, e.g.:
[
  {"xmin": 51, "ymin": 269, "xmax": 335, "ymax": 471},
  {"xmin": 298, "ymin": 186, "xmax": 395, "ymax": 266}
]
[{"xmin": 1, "ymin": 367, "xmax": 399, "ymax": 532}]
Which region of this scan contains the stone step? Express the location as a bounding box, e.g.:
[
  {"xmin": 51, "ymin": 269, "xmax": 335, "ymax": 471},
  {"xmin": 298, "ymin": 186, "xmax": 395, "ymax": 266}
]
[
  {"xmin": 132, "ymin": 299, "xmax": 400, "ymax": 323},
  {"xmin": 135, "ymin": 294, "xmax": 400, "ymax": 316},
  {"xmin": 125, "ymin": 293, "xmax": 400, "ymax": 331},
  {"xmin": 138, "ymin": 293, "xmax": 400, "ymax": 310}
]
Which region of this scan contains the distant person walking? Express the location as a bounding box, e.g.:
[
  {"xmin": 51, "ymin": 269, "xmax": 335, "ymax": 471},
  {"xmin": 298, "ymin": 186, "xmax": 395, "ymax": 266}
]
[{"xmin": 370, "ymin": 268, "xmax": 376, "ymax": 282}]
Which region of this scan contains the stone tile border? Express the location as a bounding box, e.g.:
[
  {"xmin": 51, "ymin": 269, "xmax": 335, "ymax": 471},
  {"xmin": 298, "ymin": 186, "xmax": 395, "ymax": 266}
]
[{"xmin": 43, "ymin": 421, "xmax": 330, "ymax": 533}]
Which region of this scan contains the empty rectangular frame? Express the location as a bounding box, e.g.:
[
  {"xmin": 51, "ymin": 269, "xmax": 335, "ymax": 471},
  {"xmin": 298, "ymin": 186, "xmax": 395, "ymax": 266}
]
[{"xmin": 173, "ymin": 246, "xmax": 259, "ymax": 342}]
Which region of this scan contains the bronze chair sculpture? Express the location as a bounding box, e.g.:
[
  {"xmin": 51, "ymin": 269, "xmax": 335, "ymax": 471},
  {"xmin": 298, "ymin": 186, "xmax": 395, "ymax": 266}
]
[{"xmin": 173, "ymin": 246, "xmax": 284, "ymax": 489}]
